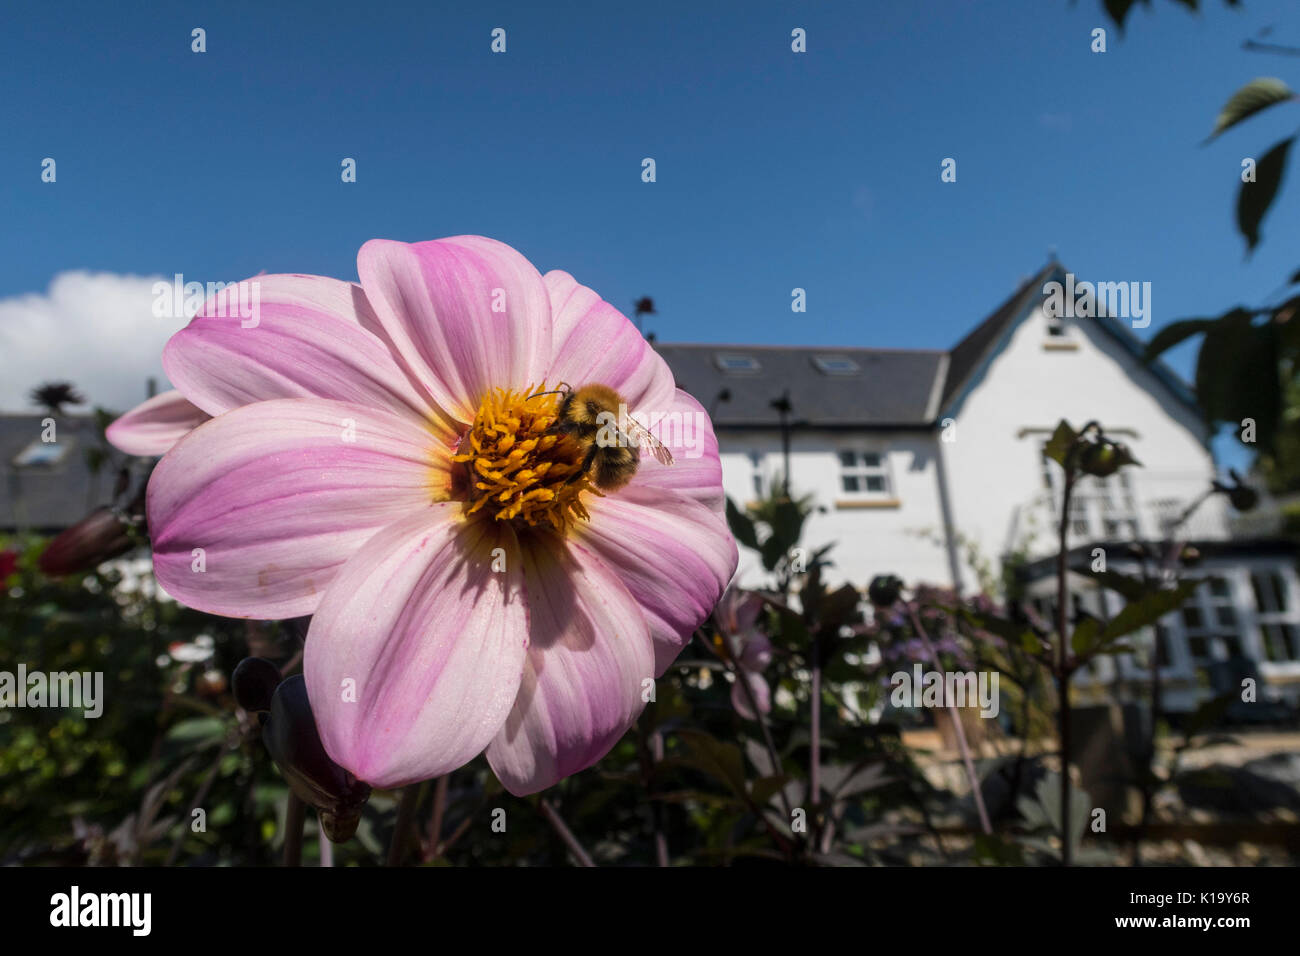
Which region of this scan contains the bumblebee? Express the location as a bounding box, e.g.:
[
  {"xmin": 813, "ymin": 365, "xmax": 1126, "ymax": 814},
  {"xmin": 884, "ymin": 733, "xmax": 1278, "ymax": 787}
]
[{"xmin": 545, "ymin": 383, "xmax": 674, "ymax": 490}]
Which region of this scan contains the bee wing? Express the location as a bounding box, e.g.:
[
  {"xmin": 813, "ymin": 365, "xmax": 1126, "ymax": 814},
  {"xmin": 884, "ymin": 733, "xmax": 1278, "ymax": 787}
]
[{"xmin": 620, "ymin": 415, "xmax": 674, "ymax": 466}]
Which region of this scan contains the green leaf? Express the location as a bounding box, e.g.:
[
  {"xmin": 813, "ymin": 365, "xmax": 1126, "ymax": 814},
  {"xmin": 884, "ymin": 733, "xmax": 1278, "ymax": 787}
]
[
  {"xmin": 1103, "ymin": 0, "xmax": 1146, "ymax": 31},
  {"xmin": 1071, "ymin": 617, "xmax": 1100, "ymax": 655},
  {"xmin": 818, "ymin": 584, "xmax": 863, "ymax": 633},
  {"xmin": 725, "ymin": 496, "xmax": 759, "ymax": 551},
  {"xmin": 1042, "ymin": 420, "xmax": 1078, "ymax": 468},
  {"xmin": 759, "ymin": 533, "xmax": 787, "ymax": 572},
  {"xmin": 1082, "ymin": 568, "xmax": 1154, "ymax": 602},
  {"xmin": 1143, "ymin": 318, "xmax": 1219, "ymax": 361},
  {"xmin": 749, "ymin": 774, "xmax": 789, "ymax": 807},
  {"xmin": 1194, "ymin": 309, "xmax": 1255, "ymax": 422},
  {"xmin": 1237, "ymin": 136, "xmax": 1293, "ymax": 252},
  {"xmin": 674, "ymin": 729, "xmax": 748, "ymax": 798},
  {"xmin": 1194, "ymin": 310, "xmax": 1283, "ymax": 452},
  {"xmin": 769, "ymin": 496, "xmax": 806, "ymax": 552},
  {"xmin": 1102, "ymin": 580, "xmax": 1200, "ymax": 641},
  {"xmin": 1209, "ymin": 78, "xmax": 1296, "ymax": 141}
]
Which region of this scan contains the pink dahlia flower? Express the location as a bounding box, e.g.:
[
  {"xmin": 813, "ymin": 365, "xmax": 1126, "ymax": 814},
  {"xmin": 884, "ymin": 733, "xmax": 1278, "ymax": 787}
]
[
  {"xmin": 715, "ymin": 587, "xmax": 772, "ymax": 720},
  {"xmin": 140, "ymin": 236, "xmax": 737, "ymax": 794}
]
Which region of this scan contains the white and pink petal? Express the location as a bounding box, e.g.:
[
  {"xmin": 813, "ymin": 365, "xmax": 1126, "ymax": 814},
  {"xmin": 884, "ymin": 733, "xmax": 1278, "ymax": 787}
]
[
  {"xmin": 106, "ymin": 390, "xmax": 210, "ymax": 457},
  {"xmin": 357, "ymin": 237, "xmax": 552, "ymax": 423},
  {"xmin": 628, "ymin": 389, "xmax": 725, "ymax": 514},
  {"xmin": 486, "ymin": 537, "xmax": 655, "ymax": 796},
  {"xmin": 542, "ymin": 270, "xmax": 676, "ymax": 412},
  {"xmin": 162, "ymin": 273, "xmax": 450, "ymax": 437},
  {"xmin": 305, "ymin": 507, "xmax": 530, "ymax": 789},
  {"xmin": 147, "ymin": 398, "xmax": 448, "ymax": 620},
  {"xmin": 578, "ymin": 486, "xmax": 737, "ymax": 676}
]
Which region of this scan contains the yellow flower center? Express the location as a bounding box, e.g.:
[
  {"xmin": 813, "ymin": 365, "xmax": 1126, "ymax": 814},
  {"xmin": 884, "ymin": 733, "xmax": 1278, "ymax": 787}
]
[{"xmin": 451, "ymin": 385, "xmax": 595, "ymax": 532}]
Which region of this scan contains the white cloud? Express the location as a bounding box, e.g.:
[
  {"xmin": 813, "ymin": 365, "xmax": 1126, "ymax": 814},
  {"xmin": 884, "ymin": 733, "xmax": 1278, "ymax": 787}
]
[{"xmin": 0, "ymin": 271, "xmax": 186, "ymax": 414}]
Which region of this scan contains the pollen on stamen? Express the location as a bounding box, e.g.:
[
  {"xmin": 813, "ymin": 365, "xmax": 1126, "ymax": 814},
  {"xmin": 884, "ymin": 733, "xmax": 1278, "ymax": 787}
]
[{"xmin": 451, "ymin": 384, "xmax": 597, "ymax": 532}]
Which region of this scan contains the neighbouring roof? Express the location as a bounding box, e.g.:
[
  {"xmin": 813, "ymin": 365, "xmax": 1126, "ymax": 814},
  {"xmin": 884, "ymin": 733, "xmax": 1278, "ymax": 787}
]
[
  {"xmin": 0, "ymin": 415, "xmax": 112, "ymax": 532},
  {"xmin": 657, "ymin": 261, "xmax": 1200, "ymax": 429}
]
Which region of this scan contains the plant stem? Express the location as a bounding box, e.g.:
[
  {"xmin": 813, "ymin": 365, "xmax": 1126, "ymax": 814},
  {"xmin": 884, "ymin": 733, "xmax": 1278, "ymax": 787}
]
[
  {"xmin": 424, "ymin": 775, "xmax": 449, "ymax": 862},
  {"xmin": 386, "ymin": 785, "xmax": 419, "ymax": 866},
  {"xmin": 809, "ymin": 634, "xmax": 822, "ymax": 845},
  {"xmin": 1055, "ymin": 469, "xmax": 1075, "ymax": 866},
  {"xmin": 696, "ymin": 628, "xmax": 792, "ymax": 819},
  {"xmin": 283, "ymin": 792, "xmax": 305, "ymax": 867},
  {"xmin": 634, "ymin": 713, "xmax": 669, "ymax": 866},
  {"xmin": 539, "ymin": 798, "xmax": 595, "ymax": 867},
  {"xmin": 906, "ymin": 603, "xmax": 993, "ymax": 836}
]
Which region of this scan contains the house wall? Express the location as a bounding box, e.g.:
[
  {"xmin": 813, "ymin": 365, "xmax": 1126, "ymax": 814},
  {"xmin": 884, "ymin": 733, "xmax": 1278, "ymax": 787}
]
[
  {"xmin": 941, "ymin": 302, "xmax": 1217, "ymax": 587},
  {"xmin": 717, "ymin": 428, "xmax": 952, "ymax": 590}
]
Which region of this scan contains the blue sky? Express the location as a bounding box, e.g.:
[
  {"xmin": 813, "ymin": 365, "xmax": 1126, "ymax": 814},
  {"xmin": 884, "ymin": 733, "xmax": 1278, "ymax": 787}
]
[{"xmin": 2, "ymin": 0, "xmax": 1297, "ymax": 465}]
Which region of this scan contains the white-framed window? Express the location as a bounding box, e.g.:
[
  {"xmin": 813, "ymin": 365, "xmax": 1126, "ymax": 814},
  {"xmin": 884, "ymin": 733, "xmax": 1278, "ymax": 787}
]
[
  {"xmin": 838, "ymin": 449, "xmax": 891, "ymax": 497},
  {"xmin": 1251, "ymin": 570, "xmax": 1300, "ymax": 662},
  {"xmin": 1179, "ymin": 577, "xmax": 1243, "ymax": 686}
]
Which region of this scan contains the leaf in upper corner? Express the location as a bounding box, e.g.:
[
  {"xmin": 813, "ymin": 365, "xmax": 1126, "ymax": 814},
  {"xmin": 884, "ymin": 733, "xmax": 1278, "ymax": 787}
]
[
  {"xmin": 1143, "ymin": 317, "xmax": 1220, "ymax": 362},
  {"xmin": 1209, "ymin": 78, "xmax": 1296, "ymax": 141},
  {"xmin": 1237, "ymin": 136, "xmax": 1293, "ymax": 252}
]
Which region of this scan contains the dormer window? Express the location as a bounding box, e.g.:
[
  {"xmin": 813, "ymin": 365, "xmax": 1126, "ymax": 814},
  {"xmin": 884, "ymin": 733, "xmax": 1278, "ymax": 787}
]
[
  {"xmin": 715, "ymin": 353, "xmax": 760, "ymax": 374},
  {"xmin": 13, "ymin": 439, "xmax": 70, "ymax": 468},
  {"xmin": 812, "ymin": 355, "xmax": 860, "ymax": 375}
]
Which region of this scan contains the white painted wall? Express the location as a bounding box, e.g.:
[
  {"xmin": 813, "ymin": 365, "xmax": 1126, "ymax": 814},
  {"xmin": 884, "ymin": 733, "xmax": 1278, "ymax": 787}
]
[
  {"xmin": 941, "ymin": 304, "xmax": 1216, "ymax": 588},
  {"xmin": 717, "ymin": 429, "xmax": 952, "ymax": 590}
]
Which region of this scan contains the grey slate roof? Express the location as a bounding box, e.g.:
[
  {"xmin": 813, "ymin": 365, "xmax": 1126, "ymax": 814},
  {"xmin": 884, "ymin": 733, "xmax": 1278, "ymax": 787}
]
[
  {"xmin": 0, "ymin": 415, "xmax": 112, "ymax": 532},
  {"xmin": 654, "ymin": 344, "xmax": 947, "ymax": 428}
]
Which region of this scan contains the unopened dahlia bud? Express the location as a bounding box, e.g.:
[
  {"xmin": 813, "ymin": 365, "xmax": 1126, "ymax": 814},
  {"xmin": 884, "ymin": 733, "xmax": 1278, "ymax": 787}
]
[
  {"xmin": 867, "ymin": 574, "xmax": 904, "ymax": 608},
  {"xmin": 38, "ymin": 507, "xmax": 133, "ymax": 576},
  {"xmin": 262, "ymin": 675, "xmax": 370, "ymax": 842}
]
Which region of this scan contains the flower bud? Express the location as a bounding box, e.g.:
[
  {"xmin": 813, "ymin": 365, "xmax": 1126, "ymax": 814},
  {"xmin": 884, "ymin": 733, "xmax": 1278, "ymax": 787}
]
[
  {"xmin": 262, "ymin": 675, "xmax": 370, "ymax": 842},
  {"xmin": 1079, "ymin": 439, "xmax": 1139, "ymax": 478},
  {"xmin": 1228, "ymin": 486, "xmax": 1258, "ymax": 513},
  {"xmin": 231, "ymin": 656, "xmax": 282, "ymax": 714},
  {"xmin": 867, "ymin": 574, "xmax": 904, "ymax": 607},
  {"xmin": 38, "ymin": 507, "xmax": 133, "ymax": 576}
]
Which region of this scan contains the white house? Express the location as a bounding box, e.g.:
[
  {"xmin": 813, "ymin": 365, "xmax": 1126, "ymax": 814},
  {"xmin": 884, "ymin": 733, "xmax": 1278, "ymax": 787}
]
[{"xmin": 657, "ymin": 262, "xmax": 1300, "ymax": 712}]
